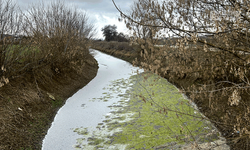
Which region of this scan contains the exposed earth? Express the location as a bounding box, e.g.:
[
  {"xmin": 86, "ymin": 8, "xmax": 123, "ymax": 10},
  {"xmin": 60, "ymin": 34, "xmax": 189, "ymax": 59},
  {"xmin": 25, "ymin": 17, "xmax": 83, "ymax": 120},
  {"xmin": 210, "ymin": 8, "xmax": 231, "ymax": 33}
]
[{"xmin": 0, "ymin": 52, "xmax": 98, "ymax": 149}]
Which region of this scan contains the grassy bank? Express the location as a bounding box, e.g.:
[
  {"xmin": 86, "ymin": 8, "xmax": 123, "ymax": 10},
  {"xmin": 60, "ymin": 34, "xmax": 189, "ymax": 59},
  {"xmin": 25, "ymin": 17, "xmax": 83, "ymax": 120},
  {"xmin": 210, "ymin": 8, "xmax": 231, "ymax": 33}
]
[{"xmin": 91, "ymin": 40, "xmax": 250, "ymax": 150}]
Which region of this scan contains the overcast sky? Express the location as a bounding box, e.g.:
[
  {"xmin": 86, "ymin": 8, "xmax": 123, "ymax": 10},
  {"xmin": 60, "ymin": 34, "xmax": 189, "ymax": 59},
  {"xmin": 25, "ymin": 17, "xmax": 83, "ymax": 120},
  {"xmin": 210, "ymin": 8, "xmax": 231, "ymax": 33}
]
[{"xmin": 16, "ymin": 0, "xmax": 134, "ymax": 39}]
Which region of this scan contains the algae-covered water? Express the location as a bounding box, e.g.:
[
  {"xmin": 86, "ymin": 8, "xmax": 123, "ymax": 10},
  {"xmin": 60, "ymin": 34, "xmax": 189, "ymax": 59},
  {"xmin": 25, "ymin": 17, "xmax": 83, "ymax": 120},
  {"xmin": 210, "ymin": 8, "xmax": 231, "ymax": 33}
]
[
  {"xmin": 43, "ymin": 50, "xmax": 228, "ymax": 150},
  {"xmin": 73, "ymin": 72, "xmax": 228, "ymax": 150}
]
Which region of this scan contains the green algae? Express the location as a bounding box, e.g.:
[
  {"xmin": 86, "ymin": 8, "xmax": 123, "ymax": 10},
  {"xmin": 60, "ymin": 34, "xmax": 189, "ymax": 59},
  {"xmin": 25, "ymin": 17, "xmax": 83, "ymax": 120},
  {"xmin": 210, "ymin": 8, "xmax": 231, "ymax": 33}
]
[
  {"xmin": 103, "ymin": 119, "xmax": 112, "ymax": 123},
  {"xmin": 73, "ymin": 128, "xmax": 88, "ymax": 135},
  {"xmin": 108, "ymin": 72, "xmax": 218, "ymax": 149},
  {"xmin": 87, "ymin": 137, "xmax": 105, "ymax": 145},
  {"xmin": 73, "ymin": 72, "xmax": 220, "ymax": 150}
]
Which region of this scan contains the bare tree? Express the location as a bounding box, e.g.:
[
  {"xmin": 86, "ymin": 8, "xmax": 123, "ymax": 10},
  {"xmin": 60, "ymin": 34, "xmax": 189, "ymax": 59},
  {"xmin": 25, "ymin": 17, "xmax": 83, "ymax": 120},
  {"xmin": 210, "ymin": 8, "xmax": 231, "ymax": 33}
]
[
  {"xmin": 0, "ymin": 0, "xmax": 24, "ymax": 87},
  {"xmin": 113, "ymin": 0, "xmax": 250, "ymax": 149},
  {"xmin": 0, "ymin": 0, "xmax": 96, "ymax": 87},
  {"xmin": 24, "ymin": 0, "xmax": 96, "ymax": 64}
]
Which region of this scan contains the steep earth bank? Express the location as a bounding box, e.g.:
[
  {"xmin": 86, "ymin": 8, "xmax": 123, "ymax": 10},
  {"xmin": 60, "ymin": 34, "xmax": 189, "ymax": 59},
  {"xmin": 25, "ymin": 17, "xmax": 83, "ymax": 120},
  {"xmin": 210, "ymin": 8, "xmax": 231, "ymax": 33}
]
[{"xmin": 0, "ymin": 52, "xmax": 98, "ymax": 149}]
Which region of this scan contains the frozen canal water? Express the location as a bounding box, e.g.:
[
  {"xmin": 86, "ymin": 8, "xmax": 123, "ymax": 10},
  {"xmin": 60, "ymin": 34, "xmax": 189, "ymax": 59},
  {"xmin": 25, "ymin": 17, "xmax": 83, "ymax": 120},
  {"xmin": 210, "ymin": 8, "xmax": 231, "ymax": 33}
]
[
  {"xmin": 42, "ymin": 49, "xmax": 229, "ymax": 150},
  {"xmin": 42, "ymin": 50, "xmax": 143, "ymax": 150}
]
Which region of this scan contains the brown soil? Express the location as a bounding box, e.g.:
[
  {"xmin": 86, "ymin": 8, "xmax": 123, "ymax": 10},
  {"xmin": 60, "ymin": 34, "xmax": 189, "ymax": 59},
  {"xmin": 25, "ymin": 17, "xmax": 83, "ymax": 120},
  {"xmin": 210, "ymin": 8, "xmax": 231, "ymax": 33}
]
[
  {"xmin": 92, "ymin": 43, "xmax": 250, "ymax": 150},
  {"xmin": 0, "ymin": 53, "xmax": 98, "ymax": 149}
]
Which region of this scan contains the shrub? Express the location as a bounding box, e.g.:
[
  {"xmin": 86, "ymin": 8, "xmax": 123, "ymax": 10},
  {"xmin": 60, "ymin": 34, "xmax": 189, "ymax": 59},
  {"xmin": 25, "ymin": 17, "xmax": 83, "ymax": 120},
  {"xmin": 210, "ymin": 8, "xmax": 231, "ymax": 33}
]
[{"xmin": 0, "ymin": 0, "xmax": 96, "ymax": 88}]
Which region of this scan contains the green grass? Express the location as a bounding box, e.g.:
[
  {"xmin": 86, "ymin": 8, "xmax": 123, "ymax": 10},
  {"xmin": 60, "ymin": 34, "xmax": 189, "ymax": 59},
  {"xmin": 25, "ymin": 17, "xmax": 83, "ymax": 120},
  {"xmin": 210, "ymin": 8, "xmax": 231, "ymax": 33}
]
[
  {"xmin": 19, "ymin": 147, "xmax": 32, "ymax": 150},
  {"xmin": 51, "ymin": 97, "xmax": 64, "ymax": 108},
  {"xmin": 2, "ymin": 44, "xmax": 40, "ymax": 63}
]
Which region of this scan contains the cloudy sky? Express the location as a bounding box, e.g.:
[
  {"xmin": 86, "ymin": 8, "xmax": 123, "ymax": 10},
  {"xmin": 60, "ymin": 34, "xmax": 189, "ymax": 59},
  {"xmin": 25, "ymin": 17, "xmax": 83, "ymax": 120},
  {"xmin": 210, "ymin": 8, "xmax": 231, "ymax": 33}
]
[{"xmin": 16, "ymin": 0, "xmax": 134, "ymax": 39}]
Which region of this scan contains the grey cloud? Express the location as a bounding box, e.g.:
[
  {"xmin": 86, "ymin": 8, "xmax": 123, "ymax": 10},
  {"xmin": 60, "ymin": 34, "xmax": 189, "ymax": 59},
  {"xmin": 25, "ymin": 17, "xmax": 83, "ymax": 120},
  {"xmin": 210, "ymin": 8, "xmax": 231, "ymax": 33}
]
[
  {"xmin": 72, "ymin": 0, "xmax": 131, "ymax": 14},
  {"xmin": 15, "ymin": 0, "xmax": 134, "ymax": 38},
  {"xmin": 16, "ymin": 0, "xmax": 133, "ymax": 15},
  {"xmin": 73, "ymin": 0, "xmax": 103, "ymax": 3}
]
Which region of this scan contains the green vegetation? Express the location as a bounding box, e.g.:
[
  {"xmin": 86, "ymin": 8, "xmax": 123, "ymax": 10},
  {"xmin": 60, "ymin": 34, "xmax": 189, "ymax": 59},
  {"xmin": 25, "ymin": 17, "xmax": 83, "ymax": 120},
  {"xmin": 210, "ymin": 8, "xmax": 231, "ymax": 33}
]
[
  {"xmin": 3, "ymin": 44, "xmax": 40, "ymax": 63},
  {"xmin": 73, "ymin": 72, "xmax": 221, "ymax": 149},
  {"xmin": 51, "ymin": 97, "xmax": 64, "ymax": 108},
  {"xmin": 108, "ymin": 73, "xmax": 218, "ymax": 149}
]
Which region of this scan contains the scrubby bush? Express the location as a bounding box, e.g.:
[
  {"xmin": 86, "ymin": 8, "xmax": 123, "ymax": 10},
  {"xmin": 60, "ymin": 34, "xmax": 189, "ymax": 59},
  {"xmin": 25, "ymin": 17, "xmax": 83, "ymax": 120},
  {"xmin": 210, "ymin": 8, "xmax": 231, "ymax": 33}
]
[
  {"xmin": 0, "ymin": 0, "xmax": 24, "ymax": 87},
  {"xmin": 0, "ymin": 0, "xmax": 95, "ymax": 88},
  {"xmin": 113, "ymin": 0, "xmax": 250, "ymax": 149},
  {"xmin": 92, "ymin": 40, "xmax": 135, "ymax": 52},
  {"xmin": 0, "ymin": 1, "xmax": 96, "ymax": 148},
  {"xmin": 24, "ymin": 0, "xmax": 95, "ymax": 65}
]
